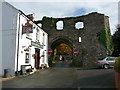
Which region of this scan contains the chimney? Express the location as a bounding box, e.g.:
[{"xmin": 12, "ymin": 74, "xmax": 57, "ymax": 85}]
[{"xmin": 27, "ymin": 14, "xmax": 34, "ymax": 21}]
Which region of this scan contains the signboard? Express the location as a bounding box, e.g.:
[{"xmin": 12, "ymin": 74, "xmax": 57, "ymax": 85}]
[
  {"xmin": 22, "ymin": 25, "xmax": 33, "ymax": 34},
  {"xmin": 31, "ymin": 41, "xmax": 43, "ymax": 49},
  {"xmin": 74, "ymin": 49, "xmax": 78, "ymax": 55},
  {"xmin": 48, "ymin": 48, "xmax": 53, "ymax": 55}
]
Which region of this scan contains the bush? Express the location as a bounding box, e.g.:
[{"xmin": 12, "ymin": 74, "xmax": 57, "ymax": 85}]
[{"xmin": 114, "ymin": 56, "xmax": 120, "ymax": 73}]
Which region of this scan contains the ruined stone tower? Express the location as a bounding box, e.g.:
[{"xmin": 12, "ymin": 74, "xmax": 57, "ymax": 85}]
[{"xmin": 35, "ymin": 12, "xmax": 113, "ymax": 67}]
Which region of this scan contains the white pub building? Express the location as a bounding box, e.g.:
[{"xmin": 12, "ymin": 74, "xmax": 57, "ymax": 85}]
[{"xmin": 1, "ymin": 2, "xmax": 49, "ymax": 77}]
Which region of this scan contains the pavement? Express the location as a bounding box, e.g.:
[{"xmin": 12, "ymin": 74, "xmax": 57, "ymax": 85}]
[
  {"xmin": 0, "ymin": 68, "xmax": 47, "ymax": 82},
  {"xmin": 0, "ymin": 76, "xmax": 15, "ymax": 82}
]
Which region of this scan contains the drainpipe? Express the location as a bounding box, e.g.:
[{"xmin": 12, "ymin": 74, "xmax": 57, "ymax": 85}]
[{"xmin": 16, "ymin": 12, "xmax": 21, "ymax": 76}]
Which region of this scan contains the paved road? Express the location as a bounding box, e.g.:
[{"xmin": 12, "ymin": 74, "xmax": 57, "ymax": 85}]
[{"xmin": 2, "ymin": 67, "xmax": 115, "ymax": 89}]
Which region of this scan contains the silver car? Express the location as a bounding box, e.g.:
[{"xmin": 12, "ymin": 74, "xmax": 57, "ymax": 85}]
[{"xmin": 95, "ymin": 57, "xmax": 116, "ymax": 69}]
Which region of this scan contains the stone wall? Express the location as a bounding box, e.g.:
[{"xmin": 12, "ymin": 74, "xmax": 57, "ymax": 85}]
[{"xmin": 36, "ymin": 12, "xmax": 113, "ymax": 67}]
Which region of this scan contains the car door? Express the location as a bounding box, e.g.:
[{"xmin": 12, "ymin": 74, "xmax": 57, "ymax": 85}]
[{"xmin": 107, "ymin": 57, "xmax": 115, "ymax": 67}]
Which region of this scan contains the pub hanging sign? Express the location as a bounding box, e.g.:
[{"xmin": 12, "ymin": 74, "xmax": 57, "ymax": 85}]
[{"xmin": 22, "ymin": 25, "xmax": 33, "ymax": 34}]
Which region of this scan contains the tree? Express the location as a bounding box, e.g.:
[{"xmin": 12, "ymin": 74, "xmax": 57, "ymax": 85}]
[
  {"xmin": 56, "ymin": 43, "xmax": 72, "ymax": 55},
  {"xmin": 112, "ymin": 24, "xmax": 120, "ymax": 56}
]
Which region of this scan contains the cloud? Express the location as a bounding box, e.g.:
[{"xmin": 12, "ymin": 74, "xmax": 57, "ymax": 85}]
[{"xmin": 5, "ymin": 0, "xmax": 119, "ymax": 34}]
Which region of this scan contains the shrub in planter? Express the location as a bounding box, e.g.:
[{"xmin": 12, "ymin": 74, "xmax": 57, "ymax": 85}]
[
  {"xmin": 114, "ymin": 56, "xmax": 120, "ymax": 90},
  {"xmin": 114, "ymin": 56, "xmax": 120, "ymax": 73}
]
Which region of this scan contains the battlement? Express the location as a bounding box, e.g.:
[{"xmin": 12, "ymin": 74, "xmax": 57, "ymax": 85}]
[{"xmin": 36, "ymin": 12, "xmax": 108, "ymax": 32}]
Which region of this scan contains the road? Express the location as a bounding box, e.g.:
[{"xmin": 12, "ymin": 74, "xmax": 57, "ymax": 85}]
[{"xmin": 2, "ymin": 67, "xmax": 116, "ymax": 89}]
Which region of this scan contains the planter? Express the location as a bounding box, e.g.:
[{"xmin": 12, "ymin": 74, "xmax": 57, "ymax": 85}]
[
  {"xmin": 115, "ymin": 71, "xmax": 120, "ymax": 90},
  {"xmin": 114, "ymin": 56, "xmax": 120, "ymax": 90}
]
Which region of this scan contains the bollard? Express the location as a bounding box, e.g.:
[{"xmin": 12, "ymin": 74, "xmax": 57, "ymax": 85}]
[{"xmin": 4, "ymin": 69, "xmax": 9, "ymax": 78}]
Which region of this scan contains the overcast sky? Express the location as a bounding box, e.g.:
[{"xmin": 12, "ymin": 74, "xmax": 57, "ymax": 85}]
[{"xmin": 5, "ymin": 0, "xmax": 119, "ymax": 35}]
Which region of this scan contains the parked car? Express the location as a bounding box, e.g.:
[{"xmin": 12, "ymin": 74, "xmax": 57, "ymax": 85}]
[{"xmin": 95, "ymin": 56, "xmax": 116, "ymax": 69}]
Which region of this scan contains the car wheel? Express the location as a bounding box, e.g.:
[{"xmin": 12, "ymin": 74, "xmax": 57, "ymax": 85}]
[{"xmin": 103, "ymin": 64, "xmax": 109, "ymax": 69}]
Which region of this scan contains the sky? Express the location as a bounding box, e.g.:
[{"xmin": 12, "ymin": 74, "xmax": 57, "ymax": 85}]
[{"xmin": 4, "ymin": 0, "xmax": 119, "ymax": 35}]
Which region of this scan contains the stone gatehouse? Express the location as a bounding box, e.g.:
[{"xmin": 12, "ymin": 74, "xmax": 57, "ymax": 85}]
[{"xmin": 35, "ymin": 12, "xmax": 113, "ymax": 67}]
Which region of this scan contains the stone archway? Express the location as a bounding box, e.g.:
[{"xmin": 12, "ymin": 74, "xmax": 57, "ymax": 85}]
[
  {"xmin": 49, "ymin": 37, "xmax": 74, "ymax": 67},
  {"xmin": 37, "ymin": 12, "xmax": 112, "ymax": 67}
]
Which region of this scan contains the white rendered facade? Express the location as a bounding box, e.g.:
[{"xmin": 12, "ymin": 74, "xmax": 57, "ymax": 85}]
[
  {"xmin": 15, "ymin": 11, "xmax": 49, "ymax": 73},
  {"xmin": 1, "ymin": 2, "xmax": 48, "ymax": 76}
]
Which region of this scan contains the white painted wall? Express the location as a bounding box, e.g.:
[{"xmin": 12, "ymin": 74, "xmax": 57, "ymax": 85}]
[
  {"xmin": 0, "ymin": 1, "xmax": 2, "ymax": 77},
  {"xmin": 15, "ymin": 13, "xmax": 32, "ymax": 71},
  {"xmin": 15, "ymin": 12, "xmax": 48, "ymax": 72},
  {"xmin": 2, "ymin": 2, "xmax": 18, "ymax": 76},
  {"xmin": 1, "ymin": 2, "xmax": 48, "ymax": 76},
  {"xmin": 0, "ymin": 0, "xmax": 2, "ymax": 85},
  {"xmin": 39, "ymin": 30, "xmax": 48, "ymax": 67},
  {"xmin": 44, "ymin": 34, "xmax": 48, "ymax": 67}
]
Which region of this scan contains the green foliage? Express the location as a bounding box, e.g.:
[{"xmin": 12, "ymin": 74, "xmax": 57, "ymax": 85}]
[
  {"xmin": 56, "ymin": 43, "xmax": 72, "ymax": 55},
  {"xmin": 42, "ymin": 17, "xmax": 56, "ymax": 26},
  {"xmin": 106, "ymin": 28, "xmax": 114, "ymax": 55},
  {"xmin": 99, "ymin": 29, "xmax": 107, "ymax": 48},
  {"xmin": 112, "ymin": 27, "xmax": 120, "ymax": 56},
  {"xmin": 99, "ymin": 28, "xmax": 113, "ymax": 55},
  {"xmin": 52, "ymin": 49, "xmax": 57, "ymax": 63},
  {"xmin": 114, "ymin": 56, "xmax": 120, "ymax": 73},
  {"xmin": 71, "ymin": 58, "xmax": 83, "ymax": 67}
]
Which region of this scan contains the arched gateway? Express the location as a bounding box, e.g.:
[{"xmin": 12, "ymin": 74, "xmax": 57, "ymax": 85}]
[
  {"xmin": 49, "ymin": 36, "xmax": 75, "ymax": 67},
  {"xmin": 35, "ymin": 12, "xmax": 113, "ymax": 67}
]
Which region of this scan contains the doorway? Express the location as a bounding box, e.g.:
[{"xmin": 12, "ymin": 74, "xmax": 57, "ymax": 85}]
[
  {"xmin": 35, "ymin": 48, "xmax": 40, "ymax": 69},
  {"xmin": 50, "ymin": 38, "xmax": 74, "ymax": 67}
]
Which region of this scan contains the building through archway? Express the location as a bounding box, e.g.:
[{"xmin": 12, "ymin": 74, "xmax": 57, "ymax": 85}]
[{"xmin": 49, "ymin": 37, "xmax": 74, "ymax": 67}]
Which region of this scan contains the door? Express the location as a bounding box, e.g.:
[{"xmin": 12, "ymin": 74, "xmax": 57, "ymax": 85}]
[{"xmin": 107, "ymin": 57, "xmax": 115, "ymax": 67}]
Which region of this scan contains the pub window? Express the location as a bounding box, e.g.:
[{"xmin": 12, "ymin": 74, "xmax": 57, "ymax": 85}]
[
  {"xmin": 25, "ymin": 53, "xmax": 29, "ymax": 63},
  {"xmin": 43, "ymin": 33, "xmax": 45, "ymax": 45},
  {"xmin": 36, "ymin": 30, "xmax": 38, "ymax": 41}
]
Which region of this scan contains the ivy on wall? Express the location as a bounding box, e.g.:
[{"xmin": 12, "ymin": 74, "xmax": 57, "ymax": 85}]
[
  {"xmin": 99, "ymin": 29, "xmax": 107, "ymax": 48},
  {"xmin": 98, "ymin": 28, "xmax": 113, "ymax": 55},
  {"xmin": 106, "ymin": 29, "xmax": 114, "ymax": 55},
  {"xmin": 42, "ymin": 17, "xmax": 57, "ymax": 27}
]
